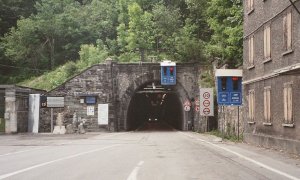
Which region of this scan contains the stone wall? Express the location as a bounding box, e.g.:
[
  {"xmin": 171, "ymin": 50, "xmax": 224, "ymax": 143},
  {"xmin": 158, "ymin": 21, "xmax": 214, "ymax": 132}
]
[
  {"xmin": 39, "ymin": 61, "xmax": 205, "ymax": 132},
  {"xmin": 39, "ymin": 62, "xmax": 114, "ymax": 132}
]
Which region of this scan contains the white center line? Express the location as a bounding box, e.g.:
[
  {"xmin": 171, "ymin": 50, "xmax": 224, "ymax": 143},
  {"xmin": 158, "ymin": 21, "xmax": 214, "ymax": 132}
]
[
  {"xmin": 180, "ymin": 132, "xmax": 300, "ymax": 180},
  {"xmin": 127, "ymin": 161, "xmax": 144, "ymax": 180},
  {"xmin": 0, "ymin": 144, "xmax": 121, "ymax": 180}
]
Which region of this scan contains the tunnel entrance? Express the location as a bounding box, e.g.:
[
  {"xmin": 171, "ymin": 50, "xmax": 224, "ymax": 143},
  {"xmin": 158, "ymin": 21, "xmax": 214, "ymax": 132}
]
[{"xmin": 126, "ymin": 81, "xmax": 184, "ymax": 131}]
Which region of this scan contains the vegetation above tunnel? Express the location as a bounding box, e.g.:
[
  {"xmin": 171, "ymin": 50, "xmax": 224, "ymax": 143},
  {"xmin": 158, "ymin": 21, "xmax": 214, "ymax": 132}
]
[{"xmin": 0, "ymin": 0, "xmax": 243, "ymax": 89}]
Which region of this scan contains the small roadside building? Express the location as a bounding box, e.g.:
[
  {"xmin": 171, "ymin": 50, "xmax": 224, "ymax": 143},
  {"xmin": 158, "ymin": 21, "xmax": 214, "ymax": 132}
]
[
  {"xmin": 243, "ymin": 0, "xmax": 300, "ymax": 154},
  {"xmin": 0, "ymin": 85, "xmax": 45, "ymax": 133}
]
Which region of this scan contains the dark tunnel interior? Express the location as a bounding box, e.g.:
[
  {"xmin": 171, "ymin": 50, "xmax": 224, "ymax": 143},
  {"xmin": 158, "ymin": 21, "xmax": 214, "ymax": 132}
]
[{"xmin": 126, "ymin": 87, "xmax": 183, "ymax": 131}]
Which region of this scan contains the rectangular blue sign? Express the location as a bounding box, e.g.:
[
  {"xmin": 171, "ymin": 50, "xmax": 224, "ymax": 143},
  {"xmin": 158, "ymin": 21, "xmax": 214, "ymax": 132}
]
[
  {"xmin": 230, "ymin": 92, "xmax": 241, "ymax": 103},
  {"xmin": 161, "ymin": 66, "xmax": 176, "ymax": 85},
  {"xmin": 217, "ymin": 76, "xmax": 242, "ymax": 106}
]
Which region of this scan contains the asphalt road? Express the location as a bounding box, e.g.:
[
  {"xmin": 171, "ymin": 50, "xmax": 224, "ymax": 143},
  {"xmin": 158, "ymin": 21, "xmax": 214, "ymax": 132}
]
[{"xmin": 0, "ymin": 125, "xmax": 300, "ymax": 180}]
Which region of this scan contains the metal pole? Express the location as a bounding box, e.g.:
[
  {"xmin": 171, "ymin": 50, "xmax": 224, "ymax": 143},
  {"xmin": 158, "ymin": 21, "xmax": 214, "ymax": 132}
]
[
  {"xmin": 222, "ymin": 106, "xmax": 225, "ymax": 139},
  {"xmin": 51, "ymin": 108, "xmax": 53, "ymax": 133},
  {"xmin": 237, "ymin": 106, "xmax": 240, "ymax": 141},
  {"xmin": 206, "ymin": 116, "xmax": 209, "ymax": 132}
]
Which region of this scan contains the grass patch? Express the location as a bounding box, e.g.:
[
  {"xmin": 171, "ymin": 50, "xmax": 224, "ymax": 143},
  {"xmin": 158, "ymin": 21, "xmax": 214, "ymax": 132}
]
[
  {"xmin": 18, "ymin": 44, "xmax": 109, "ymax": 91},
  {"xmin": 206, "ymin": 130, "xmax": 243, "ymax": 142}
]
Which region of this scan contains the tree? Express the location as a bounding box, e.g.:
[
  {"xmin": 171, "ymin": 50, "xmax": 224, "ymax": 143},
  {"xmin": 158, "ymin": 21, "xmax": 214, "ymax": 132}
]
[
  {"xmin": 2, "ymin": 0, "xmax": 118, "ymax": 71},
  {"xmin": 152, "ymin": 3, "xmax": 182, "ymax": 53},
  {"xmin": 126, "ymin": 3, "xmax": 155, "ymax": 62},
  {"xmin": 206, "ymin": 0, "xmax": 243, "ymax": 67},
  {"xmin": 0, "ymin": 0, "xmax": 36, "ymax": 36}
]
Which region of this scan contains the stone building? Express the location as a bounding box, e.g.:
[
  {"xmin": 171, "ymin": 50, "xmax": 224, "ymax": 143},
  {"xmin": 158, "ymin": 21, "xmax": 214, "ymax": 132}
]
[
  {"xmin": 243, "ymin": 0, "xmax": 300, "ymax": 154},
  {"xmin": 39, "ymin": 60, "xmax": 206, "ymax": 132},
  {"xmin": 0, "ymin": 85, "xmax": 45, "ymax": 133}
]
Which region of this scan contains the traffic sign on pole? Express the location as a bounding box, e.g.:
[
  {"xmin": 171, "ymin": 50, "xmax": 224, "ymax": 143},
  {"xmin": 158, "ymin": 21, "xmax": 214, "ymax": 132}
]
[
  {"xmin": 200, "ymin": 88, "xmax": 214, "ymax": 116},
  {"xmin": 183, "ymin": 100, "xmax": 191, "ymax": 107},
  {"xmin": 184, "ymin": 105, "xmax": 191, "ymax": 112}
]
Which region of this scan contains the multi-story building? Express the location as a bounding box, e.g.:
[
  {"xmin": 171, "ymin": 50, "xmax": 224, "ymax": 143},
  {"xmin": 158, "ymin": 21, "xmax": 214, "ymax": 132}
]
[{"xmin": 243, "ymin": 0, "xmax": 300, "ymax": 154}]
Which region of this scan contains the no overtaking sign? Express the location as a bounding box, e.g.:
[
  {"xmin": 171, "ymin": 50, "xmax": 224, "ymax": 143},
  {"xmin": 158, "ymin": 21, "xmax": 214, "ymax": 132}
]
[{"xmin": 200, "ymin": 88, "xmax": 214, "ymax": 116}]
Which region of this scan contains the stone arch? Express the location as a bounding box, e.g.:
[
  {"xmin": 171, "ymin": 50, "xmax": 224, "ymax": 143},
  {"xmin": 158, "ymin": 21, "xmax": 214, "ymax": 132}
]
[{"xmin": 119, "ymin": 72, "xmax": 193, "ymax": 131}]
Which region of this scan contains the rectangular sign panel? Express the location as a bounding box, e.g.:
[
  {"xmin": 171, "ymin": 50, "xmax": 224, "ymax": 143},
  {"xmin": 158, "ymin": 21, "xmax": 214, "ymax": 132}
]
[
  {"xmin": 98, "ymin": 104, "xmax": 109, "ymax": 125},
  {"xmin": 200, "ymin": 88, "xmax": 214, "ymax": 116},
  {"xmin": 216, "ymin": 76, "xmax": 242, "ymax": 106},
  {"xmin": 47, "ymin": 97, "xmax": 64, "ymax": 108},
  {"xmin": 87, "ymin": 106, "xmax": 95, "ymax": 116},
  {"xmin": 28, "ymin": 94, "xmax": 40, "ymax": 133}
]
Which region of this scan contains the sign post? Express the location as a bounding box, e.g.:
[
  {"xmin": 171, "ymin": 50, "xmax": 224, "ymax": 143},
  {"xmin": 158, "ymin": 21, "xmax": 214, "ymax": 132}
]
[
  {"xmin": 51, "ymin": 108, "xmax": 53, "ymax": 133},
  {"xmin": 200, "ymin": 88, "xmax": 214, "ymax": 132},
  {"xmin": 215, "ymin": 69, "xmax": 243, "ymax": 140},
  {"xmin": 200, "ymin": 88, "xmax": 214, "ymax": 116},
  {"xmin": 183, "ymin": 99, "xmax": 191, "ymax": 112}
]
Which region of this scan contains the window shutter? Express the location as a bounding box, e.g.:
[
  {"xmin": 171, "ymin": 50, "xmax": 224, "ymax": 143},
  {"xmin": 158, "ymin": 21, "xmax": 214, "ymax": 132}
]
[
  {"xmin": 251, "ymin": 91, "xmax": 255, "ymax": 121},
  {"xmin": 267, "ymin": 26, "xmax": 271, "ymax": 58},
  {"xmin": 264, "ymin": 90, "xmax": 267, "ymax": 121},
  {"xmin": 287, "ymin": 85, "xmax": 292, "ymax": 122},
  {"xmin": 283, "ymin": 87, "xmax": 288, "ymax": 121},
  {"xmin": 251, "ymin": 37, "xmax": 254, "ymax": 64},
  {"xmin": 264, "ymin": 28, "xmax": 267, "ymax": 58},
  {"xmin": 248, "ymin": 93, "xmax": 252, "ymax": 119},
  {"xmin": 267, "ymin": 89, "xmax": 271, "ymax": 122},
  {"xmin": 248, "ymin": 38, "xmax": 251, "ymax": 64},
  {"xmin": 287, "ymin": 12, "xmax": 292, "ymax": 50},
  {"xmin": 283, "ymin": 15, "xmax": 287, "ymax": 50}
]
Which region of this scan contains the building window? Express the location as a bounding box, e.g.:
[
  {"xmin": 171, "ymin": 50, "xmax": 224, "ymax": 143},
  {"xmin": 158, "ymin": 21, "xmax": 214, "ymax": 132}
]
[
  {"xmin": 283, "ymin": 83, "xmax": 293, "ymax": 125},
  {"xmin": 263, "ymin": 87, "xmax": 271, "ymax": 124},
  {"xmin": 248, "ymin": 36, "xmax": 254, "ymax": 67},
  {"xmin": 264, "ymin": 25, "xmax": 271, "ymax": 60},
  {"xmin": 283, "ymin": 11, "xmax": 292, "ymax": 52},
  {"xmin": 248, "ymin": 90, "xmax": 255, "ymax": 122},
  {"xmin": 247, "ymin": 0, "xmax": 254, "ymax": 14}
]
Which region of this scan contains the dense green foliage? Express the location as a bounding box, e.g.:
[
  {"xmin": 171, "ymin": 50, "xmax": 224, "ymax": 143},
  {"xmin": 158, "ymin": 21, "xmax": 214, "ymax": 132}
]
[
  {"xmin": 19, "ymin": 43, "xmax": 108, "ymax": 90},
  {"xmin": 0, "ymin": 0, "xmax": 243, "ymax": 89}
]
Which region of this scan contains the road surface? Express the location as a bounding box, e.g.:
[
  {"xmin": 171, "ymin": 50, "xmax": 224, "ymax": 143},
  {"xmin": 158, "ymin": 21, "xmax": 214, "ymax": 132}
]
[{"xmin": 0, "ymin": 125, "xmax": 299, "ymax": 180}]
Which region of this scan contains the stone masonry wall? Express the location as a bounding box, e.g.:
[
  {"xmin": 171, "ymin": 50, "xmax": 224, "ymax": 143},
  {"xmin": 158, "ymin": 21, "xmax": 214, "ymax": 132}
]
[
  {"xmin": 39, "ymin": 61, "xmax": 205, "ymax": 132},
  {"xmin": 39, "ymin": 62, "xmax": 114, "ymax": 132}
]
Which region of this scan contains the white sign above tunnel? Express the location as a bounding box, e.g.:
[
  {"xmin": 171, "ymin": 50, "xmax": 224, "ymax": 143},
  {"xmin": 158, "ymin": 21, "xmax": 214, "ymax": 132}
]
[{"xmin": 200, "ymin": 88, "xmax": 214, "ymax": 116}]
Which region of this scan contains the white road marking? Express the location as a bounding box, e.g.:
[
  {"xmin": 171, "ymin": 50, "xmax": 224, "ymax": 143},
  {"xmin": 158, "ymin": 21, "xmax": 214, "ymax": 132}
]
[
  {"xmin": 0, "ymin": 144, "xmax": 121, "ymax": 180},
  {"xmin": 0, "ymin": 132, "xmax": 129, "ymax": 157},
  {"xmin": 127, "ymin": 161, "xmax": 144, "ymax": 180},
  {"xmin": 0, "ymin": 147, "xmax": 49, "ymax": 157},
  {"xmin": 90, "ymin": 132, "xmax": 130, "ymax": 139},
  {"xmin": 180, "ymin": 132, "xmax": 300, "ymax": 180},
  {"xmin": 93, "ymin": 132, "xmax": 129, "ymax": 139}
]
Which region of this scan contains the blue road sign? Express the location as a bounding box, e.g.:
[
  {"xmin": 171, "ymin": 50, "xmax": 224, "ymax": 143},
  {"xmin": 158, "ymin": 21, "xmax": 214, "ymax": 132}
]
[
  {"xmin": 217, "ymin": 76, "xmax": 242, "ymax": 106},
  {"xmin": 160, "ymin": 61, "xmax": 176, "ymax": 85}
]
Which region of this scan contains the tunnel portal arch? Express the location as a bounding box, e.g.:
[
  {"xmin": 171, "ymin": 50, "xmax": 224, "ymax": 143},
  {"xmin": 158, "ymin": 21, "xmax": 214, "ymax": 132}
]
[
  {"xmin": 39, "ymin": 61, "xmax": 202, "ymax": 133},
  {"xmin": 118, "ymin": 70, "xmax": 193, "ymax": 131}
]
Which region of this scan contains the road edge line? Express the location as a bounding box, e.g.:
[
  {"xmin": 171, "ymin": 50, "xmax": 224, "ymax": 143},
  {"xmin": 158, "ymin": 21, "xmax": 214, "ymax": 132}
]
[{"xmin": 179, "ymin": 132, "xmax": 300, "ymax": 180}]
